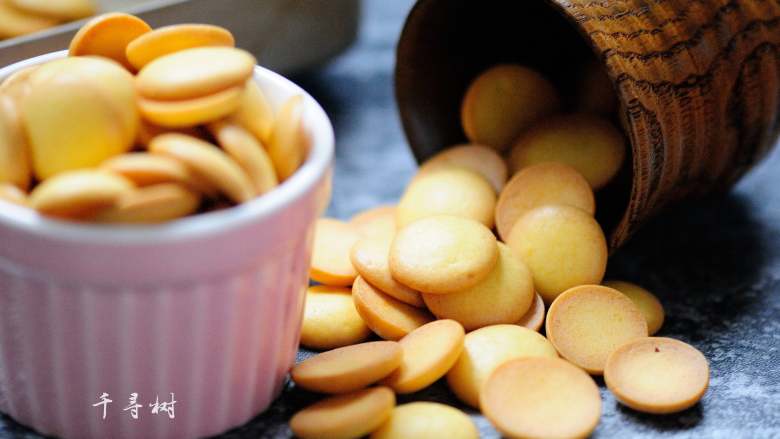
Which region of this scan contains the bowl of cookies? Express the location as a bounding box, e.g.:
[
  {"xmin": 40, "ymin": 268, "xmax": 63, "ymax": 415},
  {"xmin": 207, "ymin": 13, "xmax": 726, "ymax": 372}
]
[{"xmin": 0, "ymin": 12, "xmax": 333, "ymax": 439}]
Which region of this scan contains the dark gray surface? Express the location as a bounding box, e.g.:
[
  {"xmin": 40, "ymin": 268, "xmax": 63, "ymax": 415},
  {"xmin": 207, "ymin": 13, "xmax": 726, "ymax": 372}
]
[{"xmin": 3, "ymin": 0, "xmax": 780, "ymax": 438}]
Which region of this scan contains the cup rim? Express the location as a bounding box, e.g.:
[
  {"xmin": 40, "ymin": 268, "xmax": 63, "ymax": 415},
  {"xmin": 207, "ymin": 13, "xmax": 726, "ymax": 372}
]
[{"xmin": 0, "ymin": 50, "xmax": 334, "ymax": 246}]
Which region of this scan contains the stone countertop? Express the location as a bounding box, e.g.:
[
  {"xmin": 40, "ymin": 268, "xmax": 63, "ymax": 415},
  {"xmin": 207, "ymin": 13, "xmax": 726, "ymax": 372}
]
[{"xmin": 2, "ymin": 0, "xmax": 779, "ymax": 437}]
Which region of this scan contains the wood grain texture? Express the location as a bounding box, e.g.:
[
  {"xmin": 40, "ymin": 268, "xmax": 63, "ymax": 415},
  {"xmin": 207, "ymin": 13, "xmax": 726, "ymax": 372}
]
[{"xmin": 395, "ymin": 0, "xmax": 780, "ymax": 249}]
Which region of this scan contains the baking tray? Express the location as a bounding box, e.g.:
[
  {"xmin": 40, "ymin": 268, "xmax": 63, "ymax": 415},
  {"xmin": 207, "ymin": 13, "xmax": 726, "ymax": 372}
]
[{"xmin": 0, "ymin": 0, "xmax": 360, "ymax": 73}]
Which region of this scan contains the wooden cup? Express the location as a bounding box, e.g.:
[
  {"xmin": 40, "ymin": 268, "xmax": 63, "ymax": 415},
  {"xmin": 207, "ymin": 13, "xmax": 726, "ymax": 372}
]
[{"xmin": 395, "ymin": 0, "xmax": 780, "ymax": 249}]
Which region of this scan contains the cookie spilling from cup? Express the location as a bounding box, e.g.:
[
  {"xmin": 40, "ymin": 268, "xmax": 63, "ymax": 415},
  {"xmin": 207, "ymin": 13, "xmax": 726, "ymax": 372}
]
[
  {"xmin": 0, "ymin": 13, "xmax": 307, "ymax": 223},
  {"xmin": 290, "ymin": 63, "xmax": 709, "ymax": 439}
]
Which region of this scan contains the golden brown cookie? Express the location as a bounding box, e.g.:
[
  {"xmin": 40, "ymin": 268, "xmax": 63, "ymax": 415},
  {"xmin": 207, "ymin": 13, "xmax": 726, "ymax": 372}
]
[
  {"xmin": 148, "ymin": 133, "xmax": 255, "ymax": 203},
  {"xmin": 370, "ymin": 402, "xmax": 478, "ymax": 439},
  {"xmin": 461, "ymin": 65, "xmax": 560, "ymax": 151},
  {"xmin": 546, "ymin": 284, "xmax": 648, "ymax": 374},
  {"xmin": 23, "ymin": 57, "xmax": 137, "ymax": 179},
  {"xmin": 135, "ymin": 47, "xmax": 255, "ymax": 100},
  {"xmin": 310, "ymin": 218, "xmax": 361, "ymax": 287},
  {"xmin": 481, "ymin": 357, "xmax": 601, "ymax": 439},
  {"xmin": 69, "ymin": 13, "xmax": 152, "ymax": 70},
  {"xmin": 267, "ymin": 95, "xmax": 307, "ymax": 181},
  {"xmin": 350, "ymin": 232, "xmax": 424, "ymax": 307},
  {"xmin": 138, "ymin": 85, "xmax": 244, "ymax": 128},
  {"xmin": 389, "ymin": 215, "xmax": 498, "ymax": 295},
  {"xmin": 290, "ymin": 387, "xmax": 395, "ymax": 439},
  {"xmin": 352, "ymin": 276, "xmax": 433, "ymax": 341},
  {"xmin": 11, "ymin": 0, "xmax": 93, "ymax": 20},
  {"xmin": 29, "ymin": 170, "xmax": 134, "ymax": 219},
  {"xmin": 397, "ymin": 167, "xmax": 496, "ymax": 229},
  {"xmin": 422, "ymin": 243, "xmax": 534, "ymax": 330},
  {"xmin": 416, "ymin": 144, "xmax": 507, "ymax": 193},
  {"xmin": 0, "ymin": 93, "xmax": 30, "ymax": 190},
  {"xmin": 381, "ymin": 319, "xmax": 464, "ymax": 394},
  {"xmin": 0, "ymin": 0, "xmax": 59, "ymax": 39},
  {"xmin": 233, "ymin": 79, "xmax": 275, "ymax": 143},
  {"xmin": 93, "ymin": 183, "xmax": 200, "ymax": 223},
  {"xmin": 125, "ymin": 24, "xmax": 235, "ymax": 70},
  {"xmin": 508, "ymin": 113, "xmax": 625, "ymax": 189},
  {"xmin": 300, "ymin": 286, "xmax": 372, "ymax": 350},
  {"xmin": 446, "ymin": 324, "xmax": 557, "ymax": 407},
  {"xmin": 604, "ymin": 280, "xmax": 665, "ymax": 335},
  {"xmin": 605, "ymin": 337, "xmax": 709, "ymax": 414},
  {"xmin": 208, "ymin": 119, "xmax": 278, "ymax": 194},
  {"xmin": 506, "ymin": 205, "xmax": 607, "ymax": 303},
  {"xmin": 495, "ymin": 162, "xmax": 595, "ymax": 241},
  {"xmin": 350, "ymin": 205, "xmax": 397, "ymax": 238},
  {"xmin": 291, "ymin": 341, "xmax": 402, "ymax": 394}
]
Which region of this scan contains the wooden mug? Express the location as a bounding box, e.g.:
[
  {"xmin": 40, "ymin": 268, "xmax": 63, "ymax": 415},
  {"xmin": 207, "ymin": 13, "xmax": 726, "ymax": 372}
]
[{"xmin": 395, "ymin": 0, "xmax": 780, "ymax": 249}]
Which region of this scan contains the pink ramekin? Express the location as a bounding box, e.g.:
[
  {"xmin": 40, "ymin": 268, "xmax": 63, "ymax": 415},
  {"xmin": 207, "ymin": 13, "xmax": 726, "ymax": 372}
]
[{"xmin": 0, "ymin": 51, "xmax": 334, "ymax": 439}]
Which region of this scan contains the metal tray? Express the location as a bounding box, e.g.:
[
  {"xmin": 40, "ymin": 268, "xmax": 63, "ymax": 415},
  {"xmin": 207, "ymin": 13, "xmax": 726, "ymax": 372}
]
[{"xmin": 0, "ymin": 0, "xmax": 360, "ymax": 73}]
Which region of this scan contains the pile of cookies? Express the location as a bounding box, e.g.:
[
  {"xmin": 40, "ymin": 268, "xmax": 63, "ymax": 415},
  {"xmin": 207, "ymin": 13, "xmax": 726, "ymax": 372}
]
[
  {"xmin": 289, "ymin": 64, "xmax": 709, "ymax": 438},
  {"xmin": 0, "ymin": 13, "xmax": 306, "ymax": 223},
  {"xmin": 0, "ymin": 0, "xmax": 94, "ymax": 39}
]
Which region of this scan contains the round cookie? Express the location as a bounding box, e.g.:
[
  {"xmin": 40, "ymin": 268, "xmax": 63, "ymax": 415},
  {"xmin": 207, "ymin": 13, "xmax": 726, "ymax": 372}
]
[
  {"xmin": 29, "ymin": 170, "xmax": 134, "ymax": 218},
  {"xmin": 480, "ymin": 357, "xmax": 601, "ymax": 439},
  {"xmin": 461, "ymin": 65, "xmax": 560, "ymax": 151},
  {"xmin": 290, "ymin": 387, "xmax": 395, "ymax": 439},
  {"xmin": 495, "ymin": 162, "xmax": 595, "ymax": 241},
  {"xmin": 416, "ymin": 144, "xmax": 507, "ymax": 193},
  {"xmin": 446, "ymin": 324, "xmax": 557, "ymax": 408},
  {"xmin": 135, "ymin": 46, "xmax": 255, "ymax": 100},
  {"xmin": 309, "ymin": 218, "xmax": 361, "ymax": 287},
  {"xmin": 605, "ymin": 337, "xmax": 709, "ymax": 414},
  {"xmin": 208, "ymin": 119, "xmax": 278, "ymax": 194},
  {"xmin": 11, "ymin": 0, "xmax": 93, "ymax": 20},
  {"xmin": 350, "ymin": 205, "xmax": 397, "ymax": 238},
  {"xmin": 381, "ymin": 319, "xmax": 465, "ymax": 394},
  {"xmin": 350, "ymin": 232, "xmax": 424, "ymax": 307},
  {"xmin": 126, "ymin": 24, "xmax": 235, "ymax": 70},
  {"xmin": 69, "ymin": 13, "xmax": 152, "ymax": 70},
  {"xmin": 29, "ymin": 56, "xmax": 139, "ymax": 149},
  {"xmin": 0, "ymin": 93, "xmax": 30, "ymax": 190},
  {"xmin": 148, "ymin": 133, "xmax": 255, "ymax": 203},
  {"xmin": 135, "ymin": 119, "xmax": 206, "ymax": 148},
  {"xmin": 23, "ymin": 57, "xmax": 137, "ymax": 179},
  {"xmin": 516, "ymin": 293, "xmax": 545, "ymax": 332},
  {"xmin": 300, "ymin": 286, "xmax": 372, "ymax": 350},
  {"xmin": 604, "ymin": 280, "xmax": 665, "ymax": 335},
  {"xmin": 291, "ymin": 341, "xmax": 402, "ymax": 394},
  {"xmin": 370, "ymin": 402, "xmax": 478, "ymax": 439},
  {"xmin": 389, "ymin": 215, "xmax": 498, "ymax": 295},
  {"xmin": 100, "ymin": 152, "xmax": 206, "ymax": 191},
  {"xmin": 546, "ymin": 285, "xmax": 648, "ymax": 374},
  {"xmin": 0, "ymin": 1, "xmax": 58, "ymax": 39},
  {"xmin": 93, "ymin": 183, "xmax": 200, "ymax": 223},
  {"xmin": 352, "ymin": 276, "xmax": 433, "ymax": 341},
  {"xmin": 506, "ymin": 205, "xmax": 607, "ymax": 303},
  {"xmin": 396, "ymin": 167, "xmax": 496, "ymax": 229},
  {"xmin": 233, "ymin": 80, "xmax": 275, "ymax": 143},
  {"xmin": 268, "ymin": 95, "xmax": 307, "ymax": 181},
  {"xmin": 138, "ymin": 85, "xmax": 244, "ymax": 128},
  {"xmin": 422, "ymin": 243, "xmax": 534, "ymax": 331},
  {"xmin": 508, "ymin": 113, "xmax": 626, "ymax": 189}
]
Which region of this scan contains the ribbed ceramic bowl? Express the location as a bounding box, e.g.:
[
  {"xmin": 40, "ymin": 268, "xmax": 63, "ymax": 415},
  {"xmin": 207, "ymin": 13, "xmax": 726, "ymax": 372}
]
[{"xmin": 0, "ymin": 52, "xmax": 334, "ymax": 439}]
